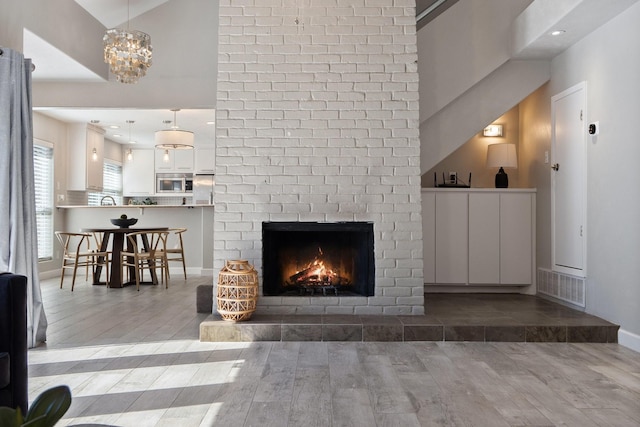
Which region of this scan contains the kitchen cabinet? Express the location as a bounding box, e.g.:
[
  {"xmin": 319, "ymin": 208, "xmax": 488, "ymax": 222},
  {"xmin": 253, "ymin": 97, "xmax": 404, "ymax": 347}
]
[
  {"xmin": 123, "ymin": 149, "xmax": 155, "ymax": 196},
  {"xmin": 194, "ymin": 147, "xmax": 215, "ymax": 174},
  {"xmin": 155, "ymin": 149, "xmax": 194, "ymax": 171},
  {"xmin": 67, "ymin": 124, "xmax": 105, "ymax": 191},
  {"xmin": 423, "ymin": 189, "xmax": 535, "ymax": 287}
]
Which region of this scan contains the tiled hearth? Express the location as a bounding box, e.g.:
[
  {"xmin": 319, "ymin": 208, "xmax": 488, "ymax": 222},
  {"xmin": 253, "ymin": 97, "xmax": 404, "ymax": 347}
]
[{"xmin": 200, "ymin": 294, "xmax": 619, "ymax": 343}]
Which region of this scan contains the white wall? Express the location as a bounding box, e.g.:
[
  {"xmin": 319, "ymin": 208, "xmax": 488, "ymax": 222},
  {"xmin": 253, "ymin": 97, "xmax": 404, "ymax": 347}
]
[
  {"xmin": 417, "ymin": 0, "xmax": 532, "ymax": 123},
  {"xmin": 523, "ymin": 2, "xmax": 640, "ymax": 341},
  {"xmin": 33, "ymin": 112, "xmax": 69, "ymax": 275},
  {"xmin": 423, "ymin": 106, "xmax": 521, "ymax": 189},
  {"xmin": 0, "ymin": 0, "xmax": 218, "ymax": 110}
]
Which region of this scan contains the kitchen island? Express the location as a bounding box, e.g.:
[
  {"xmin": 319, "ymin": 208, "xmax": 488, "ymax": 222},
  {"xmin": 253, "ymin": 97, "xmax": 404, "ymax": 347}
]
[{"xmin": 57, "ymin": 205, "xmax": 214, "ymax": 276}]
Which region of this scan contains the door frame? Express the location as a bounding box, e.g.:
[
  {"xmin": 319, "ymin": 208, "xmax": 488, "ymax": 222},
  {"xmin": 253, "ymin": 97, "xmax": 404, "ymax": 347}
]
[{"xmin": 551, "ymin": 81, "xmax": 588, "ymax": 278}]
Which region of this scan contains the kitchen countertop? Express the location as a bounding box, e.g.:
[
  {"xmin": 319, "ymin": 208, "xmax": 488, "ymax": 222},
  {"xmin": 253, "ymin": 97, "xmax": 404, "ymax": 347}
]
[{"xmin": 56, "ymin": 204, "xmax": 213, "ymax": 209}]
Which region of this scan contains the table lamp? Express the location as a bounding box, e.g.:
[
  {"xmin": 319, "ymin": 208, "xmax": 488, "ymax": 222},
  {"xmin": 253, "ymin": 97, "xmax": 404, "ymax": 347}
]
[{"xmin": 486, "ymin": 143, "xmax": 517, "ymax": 188}]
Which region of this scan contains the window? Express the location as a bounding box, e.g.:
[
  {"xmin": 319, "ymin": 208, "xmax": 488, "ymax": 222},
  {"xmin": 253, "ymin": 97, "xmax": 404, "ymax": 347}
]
[
  {"xmin": 88, "ymin": 161, "xmax": 123, "ymax": 206},
  {"xmin": 34, "ymin": 141, "xmax": 54, "ymax": 261}
]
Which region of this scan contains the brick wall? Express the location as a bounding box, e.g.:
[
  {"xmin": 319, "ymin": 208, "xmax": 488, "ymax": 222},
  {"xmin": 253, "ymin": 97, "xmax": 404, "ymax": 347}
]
[{"xmin": 215, "ymin": 0, "xmax": 423, "ymax": 315}]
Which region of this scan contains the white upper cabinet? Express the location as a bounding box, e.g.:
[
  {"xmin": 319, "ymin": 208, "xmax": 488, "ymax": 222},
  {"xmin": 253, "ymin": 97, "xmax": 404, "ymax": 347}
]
[
  {"xmin": 67, "ymin": 124, "xmax": 105, "ymax": 192},
  {"xmin": 194, "ymin": 147, "xmax": 215, "ymax": 174},
  {"xmin": 123, "ymin": 149, "xmax": 155, "ymax": 196},
  {"xmin": 155, "ymin": 149, "xmax": 194, "ymax": 171}
]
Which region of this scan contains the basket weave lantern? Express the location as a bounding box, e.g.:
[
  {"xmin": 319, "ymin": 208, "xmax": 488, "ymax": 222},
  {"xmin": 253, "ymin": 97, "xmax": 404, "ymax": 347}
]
[{"xmin": 216, "ymin": 260, "xmax": 259, "ymax": 322}]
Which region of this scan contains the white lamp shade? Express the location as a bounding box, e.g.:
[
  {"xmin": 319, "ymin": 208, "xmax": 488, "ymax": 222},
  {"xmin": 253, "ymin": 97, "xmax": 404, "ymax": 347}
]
[
  {"xmin": 486, "ymin": 143, "xmax": 517, "ymax": 169},
  {"xmin": 155, "ymin": 129, "xmax": 194, "ymax": 149}
]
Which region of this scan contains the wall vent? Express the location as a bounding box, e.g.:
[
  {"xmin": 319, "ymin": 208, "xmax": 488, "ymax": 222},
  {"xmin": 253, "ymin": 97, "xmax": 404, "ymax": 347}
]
[{"xmin": 537, "ymin": 268, "xmax": 585, "ymax": 308}]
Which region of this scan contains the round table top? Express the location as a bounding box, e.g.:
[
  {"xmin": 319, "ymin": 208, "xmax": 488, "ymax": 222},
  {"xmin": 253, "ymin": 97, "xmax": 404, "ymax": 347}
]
[{"xmin": 81, "ymin": 227, "xmax": 169, "ymax": 233}]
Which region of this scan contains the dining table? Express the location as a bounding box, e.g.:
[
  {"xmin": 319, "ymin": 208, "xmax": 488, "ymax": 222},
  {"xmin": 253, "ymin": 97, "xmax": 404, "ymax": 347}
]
[{"xmin": 82, "ymin": 227, "xmax": 169, "ymax": 288}]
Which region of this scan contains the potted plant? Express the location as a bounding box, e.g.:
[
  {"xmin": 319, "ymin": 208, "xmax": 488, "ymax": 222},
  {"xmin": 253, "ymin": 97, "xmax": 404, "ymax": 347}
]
[{"xmin": 0, "ymin": 385, "xmax": 71, "ymax": 426}]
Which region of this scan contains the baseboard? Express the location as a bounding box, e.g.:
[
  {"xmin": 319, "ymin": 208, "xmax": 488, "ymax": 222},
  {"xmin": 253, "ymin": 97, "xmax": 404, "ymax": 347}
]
[
  {"xmin": 425, "ymin": 285, "xmax": 529, "ymax": 293},
  {"xmin": 41, "ymin": 268, "xmax": 213, "ymax": 281},
  {"xmin": 39, "ymin": 270, "xmax": 60, "ymax": 280},
  {"xmin": 618, "ymin": 329, "xmax": 640, "ymax": 353}
]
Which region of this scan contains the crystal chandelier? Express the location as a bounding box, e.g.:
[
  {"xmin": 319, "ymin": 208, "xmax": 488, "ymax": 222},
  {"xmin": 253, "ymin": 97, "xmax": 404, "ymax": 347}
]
[{"xmin": 103, "ymin": 1, "xmax": 152, "ymax": 84}]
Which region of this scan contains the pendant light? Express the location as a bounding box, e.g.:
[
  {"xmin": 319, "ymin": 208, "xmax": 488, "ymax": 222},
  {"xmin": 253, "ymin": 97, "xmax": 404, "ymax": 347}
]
[{"xmin": 155, "ymin": 109, "xmax": 194, "ymax": 149}]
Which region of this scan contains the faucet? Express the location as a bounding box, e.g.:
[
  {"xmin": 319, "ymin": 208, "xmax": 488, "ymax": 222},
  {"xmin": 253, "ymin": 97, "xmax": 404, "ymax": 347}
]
[{"xmin": 100, "ymin": 195, "xmax": 116, "ymax": 206}]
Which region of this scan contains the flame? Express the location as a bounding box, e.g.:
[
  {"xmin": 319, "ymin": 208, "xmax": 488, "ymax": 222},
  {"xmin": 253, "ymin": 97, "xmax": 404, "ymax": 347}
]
[{"xmin": 292, "ymin": 247, "xmax": 338, "ymax": 285}]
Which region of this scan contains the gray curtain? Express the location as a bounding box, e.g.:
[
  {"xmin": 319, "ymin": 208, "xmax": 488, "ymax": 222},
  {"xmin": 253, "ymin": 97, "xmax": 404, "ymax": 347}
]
[{"xmin": 0, "ymin": 47, "xmax": 47, "ymax": 348}]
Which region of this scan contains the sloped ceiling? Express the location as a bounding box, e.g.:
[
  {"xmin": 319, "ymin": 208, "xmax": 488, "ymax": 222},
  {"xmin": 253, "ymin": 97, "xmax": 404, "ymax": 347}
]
[{"xmin": 74, "ymin": 0, "xmax": 171, "ymax": 28}]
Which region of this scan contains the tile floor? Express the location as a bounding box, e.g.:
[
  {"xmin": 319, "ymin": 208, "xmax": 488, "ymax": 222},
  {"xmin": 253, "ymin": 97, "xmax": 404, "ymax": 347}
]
[{"xmin": 27, "ymin": 276, "xmax": 639, "ymax": 426}]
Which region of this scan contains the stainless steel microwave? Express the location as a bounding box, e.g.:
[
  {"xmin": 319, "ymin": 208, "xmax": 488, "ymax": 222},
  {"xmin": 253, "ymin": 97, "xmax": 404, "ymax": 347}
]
[{"xmin": 156, "ymin": 173, "xmax": 193, "ymax": 193}]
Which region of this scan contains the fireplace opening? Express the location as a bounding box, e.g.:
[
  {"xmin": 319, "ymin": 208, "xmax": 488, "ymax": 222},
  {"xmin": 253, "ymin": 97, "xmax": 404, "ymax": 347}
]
[{"xmin": 262, "ymin": 222, "xmax": 375, "ymax": 297}]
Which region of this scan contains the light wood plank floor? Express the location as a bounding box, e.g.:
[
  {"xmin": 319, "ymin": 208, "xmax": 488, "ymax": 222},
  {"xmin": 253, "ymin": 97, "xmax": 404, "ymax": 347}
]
[{"xmin": 29, "ymin": 276, "xmax": 640, "ymax": 426}]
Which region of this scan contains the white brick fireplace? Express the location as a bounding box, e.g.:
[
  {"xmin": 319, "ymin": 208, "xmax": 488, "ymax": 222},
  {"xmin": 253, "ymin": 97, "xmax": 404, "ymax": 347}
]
[{"xmin": 214, "ymin": 0, "xmax": 423, "ymax": 315}]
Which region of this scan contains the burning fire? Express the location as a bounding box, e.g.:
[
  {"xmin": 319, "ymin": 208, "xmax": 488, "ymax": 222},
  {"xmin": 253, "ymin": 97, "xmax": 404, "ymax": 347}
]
[{"xmin": 290, "ymin": 248, "xmax": 339, "ymax": 287}]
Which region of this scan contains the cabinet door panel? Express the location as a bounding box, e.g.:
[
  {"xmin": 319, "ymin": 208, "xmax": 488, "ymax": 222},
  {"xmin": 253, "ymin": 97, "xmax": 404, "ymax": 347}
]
[
  {"xmin": 435, "ymin": 193, "xmax": 467, "ymax": 284},
  {"xmin": 422, "ymin": 192, "xmax": 435, "ymax": 283},
  {"xmin": 123, "ymin": 149, "xmax": 155, "ymax": 196},
  {"xmin": 86, "ymin": 128, "xmax": 104, "ymax": 191},
  {"xmin": 195, "ymin": 147, "xmax": 215, "ymax": 174},
  {"xmin": 173, "ymin": 150, "xmax": 194, "ymax": 170},
  {"xmin": 500, "ymin": 193, "xmax": 532, "ymax": 284},
  {"xmin": 155, "ymin": 149, "xmax": 173, "ymax": 170},
  {"xmin": 469, "ymin": 193, "xmax": 500, "ymax": 284}
]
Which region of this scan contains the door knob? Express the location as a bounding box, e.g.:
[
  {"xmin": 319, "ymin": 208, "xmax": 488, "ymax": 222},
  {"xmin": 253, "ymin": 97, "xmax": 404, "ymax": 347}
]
[{"xmin": 551, "ymin": 163, "xmax": 559, "ymax": 171}]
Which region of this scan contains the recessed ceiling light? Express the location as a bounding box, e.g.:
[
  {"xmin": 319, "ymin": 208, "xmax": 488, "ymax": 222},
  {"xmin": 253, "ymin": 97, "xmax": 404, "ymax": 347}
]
[
  {"xmin": 129, "ymin": 140, "xmax": 137, "ymax": 144},
  {"xmin": 109, "ymin": 125, "xmax": 120, "ymax": 129},
  {"xmin": 206, "ymin": 121, "xmax": 215, "ymax": 125},
  {"xmin": 550, "ymin": 30, "xmax": 566, "ymax": 36},
  {"xmin": 113, "ymin": 134, "xmax": 122, "ymax": 138}
]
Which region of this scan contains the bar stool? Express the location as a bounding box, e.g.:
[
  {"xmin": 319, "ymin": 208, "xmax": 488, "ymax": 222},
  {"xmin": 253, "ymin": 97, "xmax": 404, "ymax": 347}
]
[
  {"xmin": 55, "ymin": 232, "xmax": 110, "ymax": 291},
  {"xmin": 121, "ymin": 230, "xmax": 169, "ymax": 291},
  {"xmin": 162, "ymin": 228, "xmax": 187, "ymax": 280}
]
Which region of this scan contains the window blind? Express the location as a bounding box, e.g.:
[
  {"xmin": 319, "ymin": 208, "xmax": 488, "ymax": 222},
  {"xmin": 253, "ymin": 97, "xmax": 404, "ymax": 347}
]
[
  {"xmin": 88, "ymin": 161, "xmax": 123, "ymax": 206},
  {"xmin": 34, "ymin": 143, "xmax": 54, "ymax": 261}
]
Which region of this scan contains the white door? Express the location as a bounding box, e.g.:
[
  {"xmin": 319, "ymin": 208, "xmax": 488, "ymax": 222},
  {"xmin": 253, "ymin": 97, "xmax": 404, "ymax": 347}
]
[{"xmin": 551, "ymin": 82, "xmax": 587, "ymax": 277}]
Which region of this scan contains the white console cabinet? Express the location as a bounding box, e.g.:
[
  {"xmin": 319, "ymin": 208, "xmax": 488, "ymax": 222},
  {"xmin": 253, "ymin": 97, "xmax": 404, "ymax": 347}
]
[{"xmin": 422, "ymin": 188, "xmax": 535, "ymax": 287}]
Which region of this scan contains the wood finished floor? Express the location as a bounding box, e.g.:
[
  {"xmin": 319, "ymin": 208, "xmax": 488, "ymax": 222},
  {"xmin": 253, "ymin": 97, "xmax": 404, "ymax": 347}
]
[{"xmin": 30, "ymin": 276, "xmax": 640, "ymax": 426}]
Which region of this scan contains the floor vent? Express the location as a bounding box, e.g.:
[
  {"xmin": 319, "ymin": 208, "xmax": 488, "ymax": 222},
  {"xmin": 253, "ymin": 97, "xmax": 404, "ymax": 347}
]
[{"xmin": 537, "ymin": 268, "xmax": 585, "ymax": 308}]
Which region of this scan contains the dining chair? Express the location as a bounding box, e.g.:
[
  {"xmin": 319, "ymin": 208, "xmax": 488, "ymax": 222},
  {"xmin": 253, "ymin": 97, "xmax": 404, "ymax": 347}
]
[
  {"xmin": 160, "ymin": 228, "xmax": 187, "ymax": 280},
  {"xmin": 55, "ymin": 232, "xmax": 110, "ymax": 291},
  {"xmin": 121, "ymin": 230, "xmax": 169, "ymax": 291}
]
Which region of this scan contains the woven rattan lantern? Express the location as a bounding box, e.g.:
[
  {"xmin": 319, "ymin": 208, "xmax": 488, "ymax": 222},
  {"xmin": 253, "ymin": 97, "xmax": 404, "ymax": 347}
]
[{"xmin": 216, "ymin": 260, "xmax": 259, "ymax": 321}]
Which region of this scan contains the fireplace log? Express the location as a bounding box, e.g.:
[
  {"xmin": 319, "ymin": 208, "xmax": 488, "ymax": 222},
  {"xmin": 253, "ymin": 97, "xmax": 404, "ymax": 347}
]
[{"xmin": 289, "ymin": 265, "xmax": 318, "ymax": 284}]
